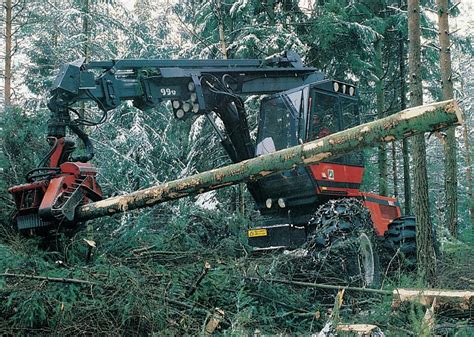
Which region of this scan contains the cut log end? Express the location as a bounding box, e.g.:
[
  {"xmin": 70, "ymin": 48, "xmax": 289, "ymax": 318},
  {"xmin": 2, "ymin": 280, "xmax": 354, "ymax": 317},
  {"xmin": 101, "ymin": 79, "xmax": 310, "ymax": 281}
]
[{"xmin": 392, "ymin": 288, "xmax": 473, "ymax": 309}]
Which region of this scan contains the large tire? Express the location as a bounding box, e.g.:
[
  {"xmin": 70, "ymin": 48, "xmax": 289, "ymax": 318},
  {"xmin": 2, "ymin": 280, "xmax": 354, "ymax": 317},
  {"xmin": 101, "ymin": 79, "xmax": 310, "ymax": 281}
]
[
  {"xmin": 306, "ymin": 198, "xmax": 381, "ymax": 288},
  {"xmin": 383, "ymin": 216, "xmax": 417, "ymax": 268}
]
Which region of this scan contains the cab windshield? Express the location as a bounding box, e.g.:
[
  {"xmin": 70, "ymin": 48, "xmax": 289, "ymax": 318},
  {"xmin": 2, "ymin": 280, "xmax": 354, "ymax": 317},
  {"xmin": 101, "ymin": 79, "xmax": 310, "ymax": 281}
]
[{"xmin": 256, "ymin": 94, "xmax": 298, "ymax": 155}]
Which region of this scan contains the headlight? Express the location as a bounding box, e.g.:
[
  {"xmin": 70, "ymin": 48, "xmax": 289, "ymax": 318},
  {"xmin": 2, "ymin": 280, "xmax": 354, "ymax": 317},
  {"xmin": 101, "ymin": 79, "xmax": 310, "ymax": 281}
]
[
  {"xmin": 172, "ymin": 100, "xmax": 181, "ymax": 109},
  {"xmin": 175, "ymin": 109, "xmax": 185, "ymax": 119}
]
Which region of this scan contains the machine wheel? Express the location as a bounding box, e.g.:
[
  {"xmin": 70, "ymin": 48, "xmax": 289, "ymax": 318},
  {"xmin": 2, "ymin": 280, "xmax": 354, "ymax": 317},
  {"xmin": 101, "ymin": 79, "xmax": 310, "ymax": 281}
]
[
  {"xmin": 383, "ymin": 216, "xmax": 417, "ymax": 268},
  {"xmin": 355, "ymin": 232, "xmax": 380, "ymax": 287},
  {"xmin": 306, "ymin": 198, "xmax": 381, "ymax": 288}
]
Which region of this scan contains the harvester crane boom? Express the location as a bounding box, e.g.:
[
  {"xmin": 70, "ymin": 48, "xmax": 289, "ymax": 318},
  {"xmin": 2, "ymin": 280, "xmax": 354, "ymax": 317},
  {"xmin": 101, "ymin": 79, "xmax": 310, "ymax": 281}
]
[
  {"xmin": 47, "ymin": 51, "xmax": 322, "ymax": 163},
  {"xmin": 10, "ymin": 51, "xmax": 328, "ymax": 232}
]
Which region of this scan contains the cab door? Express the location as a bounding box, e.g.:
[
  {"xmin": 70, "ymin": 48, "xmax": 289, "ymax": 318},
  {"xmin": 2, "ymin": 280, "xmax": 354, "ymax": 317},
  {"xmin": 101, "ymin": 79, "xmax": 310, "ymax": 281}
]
[
  {"xmin": 306, "ymin": 88, "xmax": 364, "ymax": 197},
  {"xmin": 254, "ymin": 87, "xmax": 319, "ymax": 209}
]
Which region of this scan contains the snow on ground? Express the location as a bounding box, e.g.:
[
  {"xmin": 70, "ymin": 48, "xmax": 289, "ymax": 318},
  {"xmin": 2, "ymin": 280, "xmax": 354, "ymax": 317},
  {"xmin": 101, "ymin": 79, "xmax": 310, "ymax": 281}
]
[{"xmin": 195, "ymin": 190, "xmax": 219, "ymax": 210}]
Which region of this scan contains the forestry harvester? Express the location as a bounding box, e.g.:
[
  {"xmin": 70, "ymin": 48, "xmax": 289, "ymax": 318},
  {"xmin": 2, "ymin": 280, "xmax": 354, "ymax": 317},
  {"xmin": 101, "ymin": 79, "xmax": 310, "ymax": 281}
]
[{"xmin": 9, "ymin": 52, "xmax": 429, "ymax": 284}]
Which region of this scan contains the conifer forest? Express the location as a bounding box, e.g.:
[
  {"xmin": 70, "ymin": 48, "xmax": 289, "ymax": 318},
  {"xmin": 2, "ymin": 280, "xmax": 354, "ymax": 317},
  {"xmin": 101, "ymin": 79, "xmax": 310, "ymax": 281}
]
[{"xmin": 0, "ymin": 0, "xmax": 473, "ymax": 335}]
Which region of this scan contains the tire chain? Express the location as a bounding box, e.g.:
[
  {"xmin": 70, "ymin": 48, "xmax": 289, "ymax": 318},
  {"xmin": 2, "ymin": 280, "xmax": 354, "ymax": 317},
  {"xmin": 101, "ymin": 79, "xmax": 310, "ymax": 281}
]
[
  {"xmin": 306, "ymin": 198, "xmax": 375, "ymax": 251},
  {"xmin": 293, "ymin": 198, "xmax": 381, "ymax": 286},
  {"xmin": 383, "ymin": 216, "xmax": 417, "ymax": 268}
]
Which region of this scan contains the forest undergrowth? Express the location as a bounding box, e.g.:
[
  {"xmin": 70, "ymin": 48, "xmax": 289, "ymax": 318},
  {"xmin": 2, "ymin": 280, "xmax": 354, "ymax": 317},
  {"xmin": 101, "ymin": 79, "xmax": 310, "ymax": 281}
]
[{"xmin": 0, "ymin": 205, "xmax": 472, "ymax": 335}]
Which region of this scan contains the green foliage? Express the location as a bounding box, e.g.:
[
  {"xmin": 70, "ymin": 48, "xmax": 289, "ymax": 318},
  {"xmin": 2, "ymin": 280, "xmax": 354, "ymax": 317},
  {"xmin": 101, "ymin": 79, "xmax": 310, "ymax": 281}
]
[
  {"xmin": 0, "ymin": 106, "xmax": 48, "ymax": 223},
  {"xmin": 0, "ymin": 209, "xmax": 316, "ymax": 334},
  {"xmin": 174, "ymin": 0, "xmax": 307, "ymax": 59}
]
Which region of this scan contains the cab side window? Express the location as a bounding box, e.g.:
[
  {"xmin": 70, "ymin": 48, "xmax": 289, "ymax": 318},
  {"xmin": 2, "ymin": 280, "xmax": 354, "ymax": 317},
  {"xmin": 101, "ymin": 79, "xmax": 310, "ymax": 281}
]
[
  {"xmin": 309, "ymin": 93, "xmax": 339, "ymax": 141},
  {"xmin": 341, "ymin": 98, "xmax": 359, "ymax": 129}
]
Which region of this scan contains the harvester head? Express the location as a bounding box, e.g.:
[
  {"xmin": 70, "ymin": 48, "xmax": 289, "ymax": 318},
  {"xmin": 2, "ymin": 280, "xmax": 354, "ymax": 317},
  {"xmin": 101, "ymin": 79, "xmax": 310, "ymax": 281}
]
[{"xmin": 7, "ymin": 137, "xmax": 102, "ymax": 235}]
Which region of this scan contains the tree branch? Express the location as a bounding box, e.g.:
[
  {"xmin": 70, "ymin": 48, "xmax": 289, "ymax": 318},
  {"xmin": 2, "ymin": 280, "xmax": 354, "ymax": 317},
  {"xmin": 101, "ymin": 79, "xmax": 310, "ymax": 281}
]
[{"xmin": 0, "ymin": 272, "xmax": 98, "ymax": 286}]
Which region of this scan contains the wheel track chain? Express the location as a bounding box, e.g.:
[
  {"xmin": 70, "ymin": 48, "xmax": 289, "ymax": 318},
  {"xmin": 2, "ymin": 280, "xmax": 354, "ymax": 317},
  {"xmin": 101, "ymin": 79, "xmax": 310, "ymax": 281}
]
[
  {"xmin": 306, "ymin": 198, "xmax": 375, "ymax": 251},
  {"xmin": 383, "ymin": 216, "xmax": 417, "ymax": 265}
]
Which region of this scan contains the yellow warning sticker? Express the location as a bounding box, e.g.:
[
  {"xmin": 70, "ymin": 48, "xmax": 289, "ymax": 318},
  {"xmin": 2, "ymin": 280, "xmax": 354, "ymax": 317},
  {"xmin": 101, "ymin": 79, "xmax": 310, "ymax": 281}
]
[{"xmin": 247, "ymin": 228, "xmax": 268, "ymax": 238}]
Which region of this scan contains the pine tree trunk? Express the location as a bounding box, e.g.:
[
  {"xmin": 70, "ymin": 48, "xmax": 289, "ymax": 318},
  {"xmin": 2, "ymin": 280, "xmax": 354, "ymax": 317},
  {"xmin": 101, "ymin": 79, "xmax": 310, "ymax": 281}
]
[
  {"xmin": 408, "ymin": 0, "xmax": 437, "ymax": 285},
  {"xmin": 402, "ymin": 138, "xmax": 412, "ymax": 213},
  {"xmin": 79, "ymin": 0, "xmax": 90, "ymax": 124},
  {"xmin": 216, "ymin": 0, "xmax": 227, "ymax": 59},
  {"xmin": 392, "ymin": 142, "xmax": 398, "ymax": 197},
  {"xmin": 462, "ymin": 122, "xmax": 474, "ymax": 227},
  {"xmin": 75, "ymin": 100, "xmax": 462, "ymax": 222},
  {"xmin": 437, "ymin": 0, "xmax": 458, "ymax": 237},
  {"xmin": 460, "ymin": 76, "xmax": 474, "ymax": 226},
  {"xmin": 375, "ymin": 39, "xmax": 388, "ymax": 196},
  {"xmin": 398, "ymin": 0, "xmax": 412, "ymax": 213},
  {"xmin": 4, "ymin": 0, "xmax": 12, "ymax": 105},
  {"xmin": 215, "ymin": 2, "xmax": 244, "ymax": 213}
]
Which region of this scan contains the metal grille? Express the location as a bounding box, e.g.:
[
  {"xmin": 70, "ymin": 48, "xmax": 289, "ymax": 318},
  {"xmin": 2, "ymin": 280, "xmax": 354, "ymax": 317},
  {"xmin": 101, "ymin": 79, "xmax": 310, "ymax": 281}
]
[{"xmin": 16, "ymin": 213, "xmax": 50, "ymax": 230}]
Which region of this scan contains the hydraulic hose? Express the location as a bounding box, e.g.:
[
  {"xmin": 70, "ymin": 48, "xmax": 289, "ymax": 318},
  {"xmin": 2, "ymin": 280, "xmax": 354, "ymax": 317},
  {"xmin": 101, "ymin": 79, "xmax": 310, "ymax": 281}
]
[{"xmin": 68, "ymin": 124, "xmax": 95, "ymax": 162}]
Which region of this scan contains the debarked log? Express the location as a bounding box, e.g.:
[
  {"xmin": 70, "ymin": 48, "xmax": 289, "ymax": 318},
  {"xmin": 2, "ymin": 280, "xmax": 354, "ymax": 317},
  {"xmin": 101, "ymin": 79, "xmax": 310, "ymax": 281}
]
[
  {"xmin": 76, "ymin": 99, "xmax": 462, "ymax": 221},
  {"xmin": 392, "ymin": 288, "xmax": 473, "ymax": 310}
]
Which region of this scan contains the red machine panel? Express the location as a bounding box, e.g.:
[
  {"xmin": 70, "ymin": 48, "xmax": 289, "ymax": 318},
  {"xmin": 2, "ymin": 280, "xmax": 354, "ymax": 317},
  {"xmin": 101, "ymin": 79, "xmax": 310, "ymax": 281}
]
[
  {"xmin": 361, "ymin": 192, "xmax": 401, "ymax": 236},
  {"xmin": 309, "ymin": 162, "xmax": 364, "ymax": 197}
]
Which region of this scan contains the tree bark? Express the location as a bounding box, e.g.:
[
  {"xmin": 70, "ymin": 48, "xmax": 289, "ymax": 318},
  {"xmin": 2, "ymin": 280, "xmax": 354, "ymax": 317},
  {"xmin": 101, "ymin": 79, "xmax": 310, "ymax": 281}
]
[
  {"xmin": 4, "ymin": 0, "xmax": 12, "ymax": 105},
  {"xmin": 214, "ymin": 4, "xmax": 245, "ymax": 213},
  {"xmin": 375, "ymin": 39, "xmax": 388, "ymax": 196},
  {"xmin": 216, "ymin": 0, "xmax": 227, "ymax": 59},
  {"xmin": 75, "ymin": 100, "xmax": 462, "ymax": 222},
  {"xmin": 460, "ymin": 76, "xmax": 474, "ymax": 226},
  {"xmin": 399, "ymin": 0, "xmax": 412, "ymax": 214},
  {"xmin": 408, "ymin": 0, "xmax": 437, "ymax": 285},
  {"xmin": 437, "ymin": 0, "xmax": 458, "ymax": 237},
  {"xmin": 392, "ymin": 142, "xmax": 398, "ymax": 197},
  {"xmin": 462, "ymin": 122, "xmax": 474, "ymax": 227},
  {"xmin": 79, "ymin": 0, "xmax": 90, "ymax": 128}
]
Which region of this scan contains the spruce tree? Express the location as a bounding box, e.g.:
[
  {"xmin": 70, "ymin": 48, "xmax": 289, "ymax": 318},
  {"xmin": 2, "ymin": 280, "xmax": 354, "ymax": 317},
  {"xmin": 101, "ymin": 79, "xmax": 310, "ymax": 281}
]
[
  {"xmin": 437, "ymin": 0, "xmax": 458, "ymax": 237},
  {"xmin": 3, "ymin": 0, "xmax": 12, "ymax": 105},
  {"xmin": 408, "ymin": 0, "xmax": 436, "ymax": 284}
]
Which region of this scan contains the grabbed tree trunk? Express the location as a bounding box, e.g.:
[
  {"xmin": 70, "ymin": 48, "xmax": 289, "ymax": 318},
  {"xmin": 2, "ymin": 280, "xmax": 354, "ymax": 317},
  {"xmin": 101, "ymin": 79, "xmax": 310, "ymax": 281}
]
[{"xmin": 76, "ymin": 100, "xmax": 462, "ymax": 222}]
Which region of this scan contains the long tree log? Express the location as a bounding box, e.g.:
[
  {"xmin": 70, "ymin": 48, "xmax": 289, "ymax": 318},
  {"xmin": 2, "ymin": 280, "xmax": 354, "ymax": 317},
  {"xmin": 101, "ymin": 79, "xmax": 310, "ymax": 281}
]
[{"xmin": 76, "ymin": 100, "xmax": 462, "ymax": 221}]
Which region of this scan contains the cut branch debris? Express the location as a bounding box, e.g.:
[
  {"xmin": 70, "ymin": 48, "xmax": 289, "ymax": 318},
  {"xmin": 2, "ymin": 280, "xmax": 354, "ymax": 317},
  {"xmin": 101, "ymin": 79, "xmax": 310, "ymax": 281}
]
[
  {"xmin": 420, "ymin": 297, "xmax": 437, "ymax": 336},
  {"xmin": 250, "ymin": 277, "xmax": 474, "ymax": 313},
  {"xmin": 187, "ymin": 261, "xmax": 211, "ymax": 297},
  {"xmin": 336, "ymin": 324, "xmax": 384, "ymax": 336},
  {"xmin": 204, "ymin": 308, "xmax": 225, "ymax": 336},
  {"xmin": 250, "ymin": 277, "xmax": 392, "ymax": 295},
  {"xmin": 0, "ymin": 272, "xmax": 98, "ymax": 286}
]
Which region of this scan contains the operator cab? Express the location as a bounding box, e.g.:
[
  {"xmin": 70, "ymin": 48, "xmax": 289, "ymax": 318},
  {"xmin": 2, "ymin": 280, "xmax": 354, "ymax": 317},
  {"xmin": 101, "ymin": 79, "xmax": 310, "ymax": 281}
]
[
  {"xmin": 256, "ymin": 80, "xmax": 360, "ymax": 158},
  {"xmin": 254, "ymin": 80, "xmax": 364, "ymax": 215}
]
